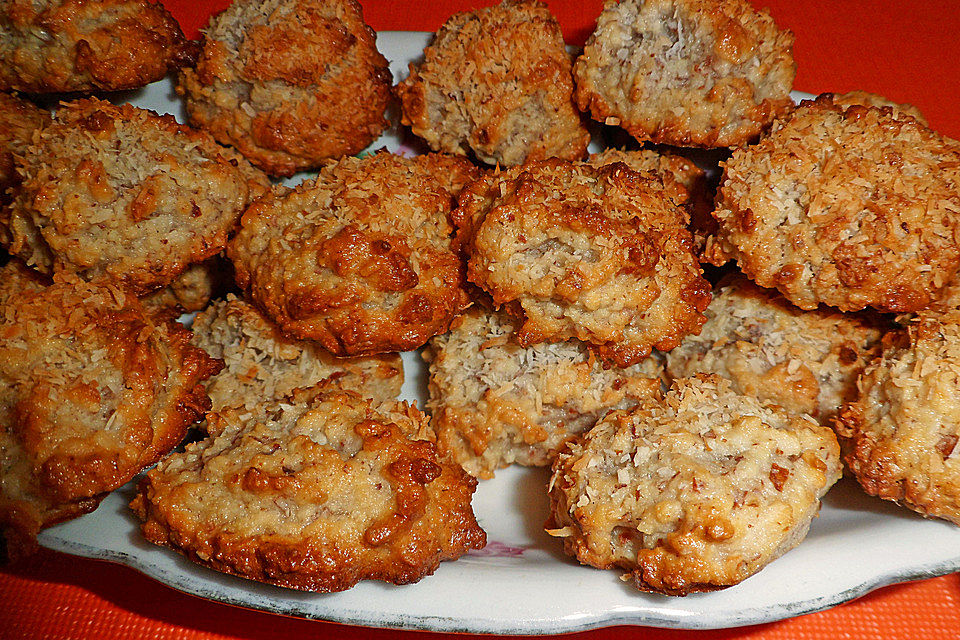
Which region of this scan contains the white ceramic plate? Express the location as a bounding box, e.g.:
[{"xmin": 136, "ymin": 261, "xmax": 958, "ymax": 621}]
[{"xmin": 38, "ymin": 31, "xmax": 960, "ymax": 634}]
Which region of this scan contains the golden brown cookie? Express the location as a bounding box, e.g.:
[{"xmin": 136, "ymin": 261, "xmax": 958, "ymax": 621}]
[
  {"xmin": 178, "ymin": 0, "xmax": 390, "ymax": 176},
  {"xmin": 191, "ymin": 295, "xmax": 403, "ymax": 413},
  {"xmin": 3, "ymin": 98, "xmax": 269, "ymax": 296},
  {"xmin": 131, "ymin": 383, "xmax": 486, "ymax": 592},
  {"xmin": 573, "ymin": 0, "xmax": 795, "ymax": 147},
  {"xmin": 395, "ymin": 0, "xmax": 589, "ymax": 167},
  {"xmin": 835, "ymin": 312, "xmax": 960, "ymax": 525},
  {"xmin": 0, "ymin": 92, "xmax": 48, "ymax": 211},
  {"xmin": 424, "ymin": 308, "xmax": 661, "ymax": 478},
  {"xmin": 706, "ymin": 94, "xmax": 960, "ymax": 313},
  {"xmin": 0, "ymin": 0, "xmax": 196, "ymax": 93},
  {"xmin": 0, "ymin": 261, "xmax": 220, "ymax": 557},
  {"xmin": 230, "ymin": 151, "xmax": 478, "ymax": 356},
  {"xmin": 548, "ymin": 374, "xmax": 841, "ymax": 595},
  {"xmin": 453, "ymin": 158, "xmax": 710, "ymax": 367},
  {"xmin": 829, "ymin": 91, "xmax": 927, "ymax": 125},
  {"xmin": 666, "ymin": 276, "xmax": 885, "ymax": 422}
]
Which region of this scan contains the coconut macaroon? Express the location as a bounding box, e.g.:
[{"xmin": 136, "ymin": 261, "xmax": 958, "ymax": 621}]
[
  {"xmin": 0, "ymin": 261, "xmax": 220, "ymax": 557},
  {"xmin": 230, "ymin": 151, "xmax": 479, "ymax": 356},
  {"xmin": 131, "ymin": 382, "xmax": 486, "ymax": 592},
  {"xmin": 829, "ymin": 91, "xmax": 927, "ymax": 125},
  {"xmin": 547, "ymin": 375, "xmax": 841, "ymax": 595},
  {"xmin": 835, "ymin": 312, "xmax": 960, "ymax": 525},
  {"xmin": 191, "ymin": 295, "xmax": 404, "ymax": 413},
  {"xmin": 666, "ymin": 276, "xmax": 885, "ymax": 422},
  {"xmin": 453, "ymin": 158, "xmax": 710, "ymax": 367},
  {"xmin": 3, "ymin": 98, "xmax": 269, "ymax": 296},
  {"xmin": 179, "ymin": 0, "xmax": 390, "ymax": 177},
  {"xmin": 706, "ymin": 94, "xmax": 960, "ymax": 313},
  {"xmin": 573, "ymin": 0, "xmax": 795, "ymax": 147},
  {"xmin": 424, "ymin": 308, "xmax": 662, "ymax": 478},
  {"xmin": 395, "ymin": 0, "xmax": 589, "ymax": 167},
  {"xmin": 0, "ymin": 0, "xmax": 196, "ymax": 93},
  {"xmin": 0, "ymin": 92, "xmax": 48, "ymax": 211}
]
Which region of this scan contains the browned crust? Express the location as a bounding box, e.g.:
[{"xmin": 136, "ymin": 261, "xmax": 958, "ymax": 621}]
[
  {"xmin": 0, "ymin": 0, "xmax": 197, "ymax": 93},
  {"xmin": 178, "ymin": 0, "xmax": 389, "ymax": 176}
]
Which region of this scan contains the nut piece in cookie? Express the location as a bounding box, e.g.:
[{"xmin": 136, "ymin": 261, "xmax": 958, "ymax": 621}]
[
  {"xmin": 179, "ymin": 0, "xmax": 390, "ymax": 176},
  {"xmin": 230, "ymin": 151, "xmax": 478, "ymax": 356},
  {"xmin": 707, "ymin": 94, "xmax": 960, "ymax": 313},
  {"xmin": 453, "ymin": 158, "xmax": 710, "ymax": 367},
  {"xmin": 0, "ymin": 0, "xmax": 196, "ymax": 93},
  {"xmin": 131, "ymin": 383, "xmax": 486, "ymax": 592},
  {"xmin": 191, "ymin": 295, "xmax": 403, "ymax": 413},
  {"xmin": 573, "ymin": 0, "xmax": 795, "ymax": 147},
  {"xmin": 424, "ymin": 308, "xmax": 662, "ymax": 478},
  {"xmin": 0, "ymin": 261, "xmax": 221, "ymax": 557},
  {"xmin": 3, "ymin": 98, "xmax": 269, "ymax": 295},
  {"xmin": 547, "ymin": 374, "xmax": 841, "ymax": 595},
  {"xmin": 395, "ymin": 0, "xmax": 589, "ymax": 167},
  {"xmin": 836, "ymin": 312, "xmax": 960, "ymax": 525},
  {"xmin": 139, "ymin": 257, "xmax": 231, "ymax": 317},
  {"xmin": 666, "ymin": 276, "xmax": 885, "ymax": 422}
]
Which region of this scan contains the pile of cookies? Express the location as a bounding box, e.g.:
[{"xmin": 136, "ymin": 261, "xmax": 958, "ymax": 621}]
[{"xmin": 2, "ymin": 0, "xmax": 959, "ymax": 598}]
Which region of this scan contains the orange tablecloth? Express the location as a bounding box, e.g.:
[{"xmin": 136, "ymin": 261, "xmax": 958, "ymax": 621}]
[{"xmin": 3, "ymin": 2, "xmax": 960, "ymax": 639}]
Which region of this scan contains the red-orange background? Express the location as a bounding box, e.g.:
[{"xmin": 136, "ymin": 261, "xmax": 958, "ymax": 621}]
[{"xmin": 3, "ymin": 2, "xmax": 960, "ymax": 639}]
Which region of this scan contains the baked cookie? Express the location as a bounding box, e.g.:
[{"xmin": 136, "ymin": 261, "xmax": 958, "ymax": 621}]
[
  {"xmin": 835, "ymin": 311, "xmax": 960, "ymax": 525},
  {"xmin": 0, "ymin": 92, "xmax": 48, "ymax": 211},
  {"xmin": 230, "ymin": 151, "xmax": 478, "ymax": 356},
  {"xmin": 0, "ymin": 261, "xmax": 220, "ymax": 557},
  {"xmin": 179, "ymin": 0, "xmax": 390, "ymax": 176},
  {"xmin": 706, "ymin": 94, "xmax": 960, "ymax": 313},
  {"xmin": 395, "ymin": 0, "xmax": 589, "ymax": 167},
  {"xmin": 192, "ymin": 295, "xmax": 403, "ymax": 413},
  {"xmin": 424, "ymin": 308, "xmax": 662, "ymax": 478},
  {"xmin": 666, "ymin": 276, "xmax": 885, "ymax": 421},
  {"xmin": 829, "ymin": 91, "xmax": 927, "ymax": 125},
  {"xmin": 131, "ymin": 383, "xmax": 486, "ymax": 592},
  {"xmin": 453, "ymin": 158, "xmax": 710, "ymax": 367},
  {"xmin": 0, "ymin": 0, "xmax": 196, "ymax": 93},
  {"xmin": 573, "ymin": 0, "xmax": 795, "ymax": 147},
  {"xmin": 3, "ymin": 98, "xmax": 269, "ymax": 295},
  {"xmin": 547, "ymin": 374, "xmax": 841, "ymax": 595}
]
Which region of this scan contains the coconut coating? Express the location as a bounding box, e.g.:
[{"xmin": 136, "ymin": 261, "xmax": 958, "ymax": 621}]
[
  {"xmin": 395, "ymin": 0, "xmax": 589, "ymax": 167},
  {"xmin": 830, "ymin": 91, "xmax": 927, "ymax": 125},
  {"xmin": 573, "ymin": 0, "xmax": 795, "ymax": 147},
  {"xmin": 0, "ymin": 92, "xmax": 48, "ymax": 213},
  {"xmin": 547, "ymin": 375, "xmax": 841, "ymax": 595},
  {"xmin": 3, "ymin": 98, "xmax": 269, "ymax": 295},
  {"xmin": 424, "ymin": 308, "xmax": 661, "ymax": 478},
  {"xmin": 131, "ymin": 383, "xmax": 486, "ymax": 592},
  {"xmin": 453, "ymin": 158, "xmax": 710, "ymax": 367},
  {"xmin": 0, "ymin": 0, "xmax": 196, "ymax": 94},
  {"xmin": 178, "ymin": 0, "xmax": 390, "ymax": 177},
  {"xmin": 666, "ymin": 276, "xmax": 885, "ymax": 422},
  {"xmin": 191, "ymin": 295, "xmax": 404, "ymax": 413},
  {"xmin": 0, "ymin": 262, "xmax": 221, "ymax": 556},
  {"xmin": 706, "ymin": 95, "xmax": 960, "ymax": 313},
  {"xmin": 230, "ymin": 152, "xmax": 479, "ymax": 356},
  {"xmin": 835, "ymin": 312, "xmax": 960, "ymax": 525}
]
